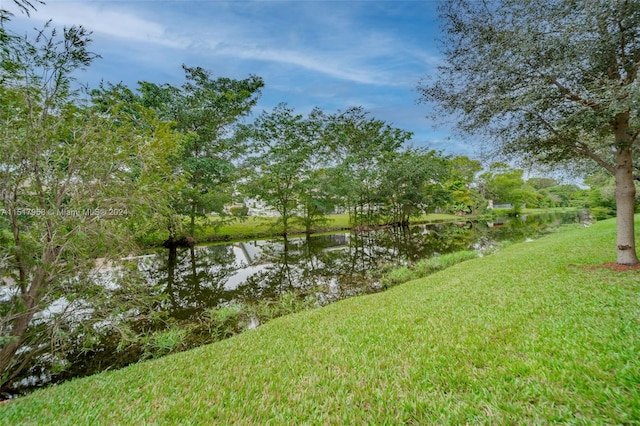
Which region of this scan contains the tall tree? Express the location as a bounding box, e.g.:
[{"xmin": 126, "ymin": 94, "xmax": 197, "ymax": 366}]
[
  {"xmin": 420, "ymin": 0, "xmax": 640, "ymax": 264},
  {"xmin": 446, "ymin": 156, "xmax": 484, "ymax": 214},
  {"xmin": 479, "ymin": 163, "xmax": 537, "ymax": 213},
  {"xmin": 139, "ymin": 67, "xmax": 264, "ymax": 238},
  {"xmin": 379, "ymin": 149, "xmax": 450, "ymax": 226},
  {"xmin": 326, "ymin": 107, "xmax": 412, "ymax": 226},
  {"xmin": 0, "ymin": 21, "xmax": 181, "ymax": 390},
  {"xmin": 295, "ymin": 167, "xmax": 337, "ymax": 234},
  {"xmin": 243, "ymin": 104, "xmax": 322, "ymax": 235}
]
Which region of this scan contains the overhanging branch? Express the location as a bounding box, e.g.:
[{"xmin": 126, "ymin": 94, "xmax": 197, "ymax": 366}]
[
  {"xmin": 547, "ymin": 77, "xmax": 600, "ymax": 110},
  {"xmin": 572, "ymin": 140, "xmax": 616, "ymax": 175},
  {"xmin": 520, "ymin": 107, "xmax": 615, "ymax": 174}
]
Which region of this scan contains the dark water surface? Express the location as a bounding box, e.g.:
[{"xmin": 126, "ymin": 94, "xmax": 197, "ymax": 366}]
[{"xmin": 143, "ymin": 210, "xmax": 589, "ymax": 318}]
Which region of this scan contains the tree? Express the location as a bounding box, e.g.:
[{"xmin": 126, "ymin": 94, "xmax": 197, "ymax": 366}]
[
  {"xmin": 420, "ymin": 0, "xmax": 640, "ymax": 264},
  {"xmin": 585, "ymin": 170, "xmax": 622, "ymax": 218},
  {"xmin": 479, "ymin": 163, "xmax": 537, "ymax": 213},
  {"xmin": 243, "ymin": 104, "xmax": 321, "ymax": 235},
  {"xmin": 527, "ymin": 178, "xmax": 584, "ymax": 208},
  {"xmin": 295, "ymin": 167, "xmax": 338, "ymax": 234},
  {"xmin": 0, "ymin": 21, "xmax": 181, "ymax": 390},
  {"xmin": 139, "ymin": 67, "xmax": 264, "ymax": 238},
  {"xmin": 446, "ymin": 155, "xmax": 483, "ymax": 214},
  {"xmin": 379, "ymin": 149, "xmax": 450, "ymax": 226},
  {"xmin": 325, "ymin": 107, "xmax": 412, "ymax": 226}
]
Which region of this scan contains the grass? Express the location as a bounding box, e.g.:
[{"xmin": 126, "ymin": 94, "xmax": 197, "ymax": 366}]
[
  {"xmin": 382, "ymin": 250, "xmax": 480, "ymax": 287},
  {"xmin": 192, "ymin": 212, "xmax": 461, "ymax": 242},
  {"xmin": 3, "ymin": 216, "xmax": 638, "ymax": 424}
]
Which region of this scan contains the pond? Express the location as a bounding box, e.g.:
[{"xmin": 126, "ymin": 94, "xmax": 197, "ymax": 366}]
[
  {"xmin": 10, "ymin": 210, "xmax": 590, "ymax": 396},
  {"xmin": 139, "ymin": 210, "xmax": 589, "ymax": 319}
]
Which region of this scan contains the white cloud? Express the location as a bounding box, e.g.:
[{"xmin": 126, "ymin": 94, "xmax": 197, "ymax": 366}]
[
  {"xmin": 6, "ymin": 1, "xmax": 454, "ymax": 153},
  {"xmin": 211, "ymin": 43, "xmax": 395, "ymax": 86},
  {"xmin": 26, "ymin": 2, "xmax": 189, "ymax": 49},
  {"xmin": 14, "ymin": 1, "xmax": 431, "ymax": 87}
]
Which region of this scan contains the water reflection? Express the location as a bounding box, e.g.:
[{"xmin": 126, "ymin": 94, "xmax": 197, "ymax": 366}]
[
  {"xmin": 142, "ymin": 245, "xmax": 240, "ymax": 319},
  {"xmin": 143, "ymin": 211, "xmax": 585, "ymax": 319}
]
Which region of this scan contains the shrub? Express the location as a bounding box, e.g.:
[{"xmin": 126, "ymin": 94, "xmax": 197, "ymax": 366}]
[
  {"xmin": 230, "ymin": 206, "xmax": 249, "ymax": 217},
  {"xmin": 590, "ymin": 206, "xmax": 614, "ymax": 220}
]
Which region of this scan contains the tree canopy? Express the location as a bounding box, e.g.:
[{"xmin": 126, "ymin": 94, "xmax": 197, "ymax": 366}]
[
  {"xmin": 138, "ymin": 66, "xmax": 264, "ymax": 238},
  {"xmin": 0, "ymin": 18, "xmax": 182, "ymax": 390},
  {"xmin": 419, "ymin": 0, "xmax": 640, "ymax": 264}
]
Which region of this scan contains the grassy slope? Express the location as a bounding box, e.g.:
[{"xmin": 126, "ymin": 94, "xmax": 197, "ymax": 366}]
[{"xmin": 3, "ymin": 217, "xmax": 639, "ymax": 424}]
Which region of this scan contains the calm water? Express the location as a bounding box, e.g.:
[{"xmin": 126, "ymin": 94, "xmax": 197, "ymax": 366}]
[{"xmin": 140, "ymin": 210, "xmax": 589, "ymax": 319}]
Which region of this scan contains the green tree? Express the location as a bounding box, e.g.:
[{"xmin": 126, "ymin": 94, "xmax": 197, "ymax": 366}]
[
  {"xmin": 527, "ymin": 178, "xmax": 584, "ymax": 208},
  {"xmin": 420, "ymin": 0, "xmax": 640, "ymax": 264},
  {"xmin": 243, "ymin": 104, "xmax": 322, "ymax": 235},
  {"xmin": 584, "ymin": 170, "xmax": 625, "ymax": 218},
  {"xmin": 0, "ymin": 21, "xmax": 181, "ymax": 391},
  {"xmin": 479, "ymin": 163, "xmax": 537, "ymax": 214},
  {"xmin": 295, "ymin": 167, "xmax": 338, "ymax": 234},
  {"xmin": 446, "ymin": 156, "xmax": 484, "ymax": 214},
  {"xmin": 139, "ymin": 66, "xmax": 264, "ymax": 238},
  {"xmin": 326, "ymin": 107, "xmax": 412, "ymax": 226},
  {"xmin": 379, "ymin": 149, "xmax": 450, "ymax": 226}
]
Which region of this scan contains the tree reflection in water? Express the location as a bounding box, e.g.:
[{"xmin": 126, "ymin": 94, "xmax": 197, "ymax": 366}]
[
  {"xmin": 143, "ymin": 245, "xmax": 240, "ymax": 320},
  {"xmin": 151, "ymin": 210, "xmax": 584, "ymax": 316}
]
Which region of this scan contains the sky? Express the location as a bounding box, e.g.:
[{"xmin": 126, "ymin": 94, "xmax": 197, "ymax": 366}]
[{"xmin": 6, "ymin": 0, "xmax": 476, "ymax": 157}]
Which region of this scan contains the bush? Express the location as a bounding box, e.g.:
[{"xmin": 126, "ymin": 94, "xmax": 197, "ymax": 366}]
[
  {"xmin": 229, "ymin": 206, "xmax": 249, "ymax": 217},
  {"xmin": 590, "ymin": 206, "xmax": 614, "ymax": 220}
]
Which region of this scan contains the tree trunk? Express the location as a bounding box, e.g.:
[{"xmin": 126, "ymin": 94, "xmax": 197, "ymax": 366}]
[
  {"xmin": 282, "ymin": 205, "xmax": 288, "ymax": 236},
  {"xmin": 614, "ymin": 147, "xmax": 638, "ymax": 265},
  {"xmin": 189, "ymin": 202, "xmax": 196, "ymax": 237},
  {"xmin": 0, "ymin": 266, "xmax": 46, "ymax": 388},
  {"xmin": 0, "ymin": 314, "xmax": 31, "ymax": 387}
]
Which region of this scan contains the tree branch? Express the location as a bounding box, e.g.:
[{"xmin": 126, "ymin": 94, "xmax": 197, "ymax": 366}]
[
  {"xmin": 573, "ymin": 140, "xmax": 616, "ymax": 174},
  {"xmin": 520, "ymin": 107, "xmax": 615, "ymax": 174},
  {"xmin": 546, "ymin": 77, "xmax": 600, "ymax": 110}
]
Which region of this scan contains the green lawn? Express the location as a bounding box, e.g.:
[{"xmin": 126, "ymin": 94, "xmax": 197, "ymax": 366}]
[
  {"xmin": 194, "ymin": 212, "xmax": 461, "ymax": 242},
  {"xmin": 3, "ymin": 216, "xmax": 638, "ymax": 424}
]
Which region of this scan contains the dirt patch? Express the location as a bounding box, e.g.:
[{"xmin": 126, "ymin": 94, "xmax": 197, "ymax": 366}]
[{"xmin": 582, "ymin": 262, "xmax": 640, "ymax": 272}]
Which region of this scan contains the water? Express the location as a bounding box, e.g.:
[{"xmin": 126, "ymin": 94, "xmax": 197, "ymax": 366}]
[
  {"xmin": 6, "ymin": 210, "xmax": 589, "ymax": 396},
  {"xmin": 139, "ymin": 210, "xmax": 587, "ymax": 317}
]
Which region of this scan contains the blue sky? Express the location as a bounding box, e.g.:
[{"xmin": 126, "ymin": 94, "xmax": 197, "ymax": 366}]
[{"xmin": 8, "ymin": 0, "xmax": 476, "ymax": 157}]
